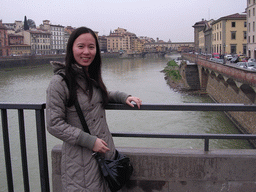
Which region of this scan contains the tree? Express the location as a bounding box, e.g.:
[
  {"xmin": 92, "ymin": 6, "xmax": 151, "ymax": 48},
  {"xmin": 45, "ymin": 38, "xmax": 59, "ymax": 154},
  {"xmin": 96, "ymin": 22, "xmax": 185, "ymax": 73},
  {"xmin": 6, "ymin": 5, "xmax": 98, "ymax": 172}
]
[
  {"xmin": 24, "ymin": 16, "xmax": 29, "ymax": 30},
  {"xmin": 27, "ymin": 19, "xmax": 36, "ymax": 28}
]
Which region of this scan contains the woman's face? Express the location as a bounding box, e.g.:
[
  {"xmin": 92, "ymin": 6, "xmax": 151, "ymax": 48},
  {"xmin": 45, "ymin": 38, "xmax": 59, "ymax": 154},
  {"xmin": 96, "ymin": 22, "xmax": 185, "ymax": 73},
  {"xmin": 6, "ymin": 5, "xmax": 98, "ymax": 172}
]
[{"xmin": 72, "ymin": 33, "xmax": 97, "ymax": 68}]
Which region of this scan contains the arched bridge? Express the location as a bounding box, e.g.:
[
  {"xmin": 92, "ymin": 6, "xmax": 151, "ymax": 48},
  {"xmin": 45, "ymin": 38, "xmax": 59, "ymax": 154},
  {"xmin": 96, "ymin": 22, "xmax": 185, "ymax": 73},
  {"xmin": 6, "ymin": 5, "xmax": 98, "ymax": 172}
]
[
  {"xmin": 182, "ymin": 53, "xmax": 256, "ymax": 103},
  {"xmin": 182, "ymin": 53, "xmax": 256, "ymax": 136}
]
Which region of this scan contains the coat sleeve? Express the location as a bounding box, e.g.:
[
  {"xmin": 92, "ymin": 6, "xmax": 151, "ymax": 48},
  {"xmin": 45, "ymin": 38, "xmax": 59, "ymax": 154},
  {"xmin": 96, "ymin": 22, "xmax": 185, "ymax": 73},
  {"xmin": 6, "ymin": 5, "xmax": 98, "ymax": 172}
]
[
  {"xmin": 46, "ymin": 75, "xmax": 97, "ymax": 150},
  {"xmin": 108, "ymin": 91, "xmax": 130, "ymax": 104}
]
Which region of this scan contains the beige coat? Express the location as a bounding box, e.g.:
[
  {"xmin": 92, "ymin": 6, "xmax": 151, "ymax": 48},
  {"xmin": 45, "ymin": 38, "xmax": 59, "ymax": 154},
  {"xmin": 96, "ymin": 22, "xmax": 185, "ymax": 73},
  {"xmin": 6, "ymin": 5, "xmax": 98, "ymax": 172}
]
[{"xmin": 46, "ymin": 62, "xmax": 129, "ymax": 191}]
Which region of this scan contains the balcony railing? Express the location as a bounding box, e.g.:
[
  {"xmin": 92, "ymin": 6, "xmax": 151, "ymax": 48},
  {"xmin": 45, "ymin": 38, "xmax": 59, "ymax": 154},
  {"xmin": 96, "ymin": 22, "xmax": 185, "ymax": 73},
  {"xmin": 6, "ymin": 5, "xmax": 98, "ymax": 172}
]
[{"xmin": 1, "ymin": 102, "xmax": 256, "ymax": 192}]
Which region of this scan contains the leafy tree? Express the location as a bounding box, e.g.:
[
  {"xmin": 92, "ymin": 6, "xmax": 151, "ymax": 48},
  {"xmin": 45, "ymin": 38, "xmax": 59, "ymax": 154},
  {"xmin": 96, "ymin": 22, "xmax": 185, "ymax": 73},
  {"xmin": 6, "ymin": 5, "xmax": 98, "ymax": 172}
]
[{"xmin": 27, "ymin": 19, "xmax": 36, "ymax": 28}]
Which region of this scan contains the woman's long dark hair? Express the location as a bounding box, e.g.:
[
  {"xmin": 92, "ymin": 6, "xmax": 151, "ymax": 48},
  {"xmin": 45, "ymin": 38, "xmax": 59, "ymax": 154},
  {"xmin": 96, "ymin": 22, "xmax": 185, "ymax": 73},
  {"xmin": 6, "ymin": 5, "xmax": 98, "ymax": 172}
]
[{"xmin": 65, "ymin": 27, "xmax": 108, "ymax": 107}]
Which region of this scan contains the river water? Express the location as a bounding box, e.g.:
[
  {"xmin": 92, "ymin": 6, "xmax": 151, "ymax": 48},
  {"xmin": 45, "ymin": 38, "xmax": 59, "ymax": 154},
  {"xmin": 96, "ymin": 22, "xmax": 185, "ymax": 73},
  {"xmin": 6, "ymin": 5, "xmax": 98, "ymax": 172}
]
[{"xmin": 0, "ymin": 54, "xmax": 252, "ymax": 191}]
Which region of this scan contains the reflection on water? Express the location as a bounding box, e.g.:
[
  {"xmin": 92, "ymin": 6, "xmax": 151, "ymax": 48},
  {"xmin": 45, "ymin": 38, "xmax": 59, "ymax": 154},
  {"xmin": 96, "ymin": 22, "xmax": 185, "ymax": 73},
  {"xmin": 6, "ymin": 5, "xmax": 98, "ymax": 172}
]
[{"xmin": 0, "ymin": 55, "xmax": 253, "ymax": 191}]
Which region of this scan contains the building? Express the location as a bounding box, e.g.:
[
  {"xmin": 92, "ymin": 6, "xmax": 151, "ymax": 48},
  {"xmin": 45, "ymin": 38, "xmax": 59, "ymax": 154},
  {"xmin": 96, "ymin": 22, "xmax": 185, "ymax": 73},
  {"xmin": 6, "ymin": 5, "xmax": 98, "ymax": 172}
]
[
  {"xmin": 204, "ymin": 20, "xmax": 213, "ymax": 54},
  {"xmin": 133, "ymin": 38, "xmax": 145, "ymax": 53},
  {"xmin": 0, "ymin": 20, "xmax": 10, "ymax": 56},
  {"xmin": 3, "ymin": 20, "xmax": 23, "ymax": 32},
  {"xmin": 9, "ymin": 44, "xmax": 31, "ymax": 56},
  {"xmin": 98, "ymin": 35, "xmax": 107, "ymax": 52},
  {"xmin": 192, "ymin": 19, "xmax": 208, "ymax": 53},
  {"xmin": 198, "ymin": 29, "xmax": 205, "ymax": 53},
  {"xmin": 22, "ymin": 29, "xmax": 51, "ymax": 55},
  {"xmin": 8, "ymin": 33, "xmax": 31, "ymax": 56},
  {"xmin": 107, "ymin": 27, "xmax": 137, "ymax": 53},
  {"xmin": 40, "ymin": 20, "xmax": 65, "ymax": 54},
  {"xmin": 247, "ymin": 0, "xmax": 256, "ymax": 59},
  {"xmin": 211, "ymin": 13, "xmax": 247, "ymax": 55},
  {"xmin": 8, "ymin": 33, "xmax": 24, "ymax": 45},
  {"xmin": 195, "ymin": 19, "xmax": 213, "ymax": 54},
  {"xmin": 64, "ymin": 26, "xmax": 76, "ymax": 51}
]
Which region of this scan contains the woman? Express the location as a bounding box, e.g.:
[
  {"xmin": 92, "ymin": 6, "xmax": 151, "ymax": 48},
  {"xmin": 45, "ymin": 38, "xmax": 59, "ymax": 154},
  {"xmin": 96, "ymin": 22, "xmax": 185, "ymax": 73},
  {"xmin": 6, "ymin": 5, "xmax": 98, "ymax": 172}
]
[{"xmin": 46, "ymin": 27, "xmax": 142, "ymax": 191}]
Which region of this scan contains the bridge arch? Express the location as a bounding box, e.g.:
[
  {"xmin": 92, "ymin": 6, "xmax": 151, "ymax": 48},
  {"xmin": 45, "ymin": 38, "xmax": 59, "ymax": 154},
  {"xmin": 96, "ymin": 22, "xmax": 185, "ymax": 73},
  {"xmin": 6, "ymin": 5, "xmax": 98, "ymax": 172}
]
[
  {"xmin": 199, "ymin": 67, "xmax": 256, "ymax": 99},
  {"xmin": 217, "ymin": 74, "xmax": 228, "ymax": 87},
  {"xmin": 240, "ymin": 84, "xmax": 256, "ymax": 103},
  {"xmin": 226, "ymin": 78, "xmax": 240, "ymax": 94}
]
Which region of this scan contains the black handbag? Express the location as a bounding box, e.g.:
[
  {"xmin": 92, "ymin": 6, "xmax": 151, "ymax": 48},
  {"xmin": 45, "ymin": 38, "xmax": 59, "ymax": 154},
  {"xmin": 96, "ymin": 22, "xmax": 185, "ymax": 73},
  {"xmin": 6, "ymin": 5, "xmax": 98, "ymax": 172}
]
[
  {"xmin": 60, "ymin": 73, "xmax": 133, "ymax": 192},
  {"xmin": 93, "ymin": 150, "xmax": 133, "ymax": 192}
]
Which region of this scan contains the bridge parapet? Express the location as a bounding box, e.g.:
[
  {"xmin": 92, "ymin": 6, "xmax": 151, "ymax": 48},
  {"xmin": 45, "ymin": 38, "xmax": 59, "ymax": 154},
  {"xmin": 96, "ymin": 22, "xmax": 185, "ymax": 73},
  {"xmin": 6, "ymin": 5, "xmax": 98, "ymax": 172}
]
[{"xmin": 52, "ymin": 145, "xmax": 256, "ymax": 192}]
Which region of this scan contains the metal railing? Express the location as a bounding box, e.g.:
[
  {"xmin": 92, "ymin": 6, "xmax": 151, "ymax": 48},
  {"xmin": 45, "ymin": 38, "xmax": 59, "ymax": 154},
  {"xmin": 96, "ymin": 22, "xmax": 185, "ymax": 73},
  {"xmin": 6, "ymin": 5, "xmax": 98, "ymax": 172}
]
[
  {"xmin": 1, "ymin": 102, "xmax": 256, "ymax": 192},
  {"xmin": 1, "ymin": 103, "xmax": 48, "ymax": 192}
]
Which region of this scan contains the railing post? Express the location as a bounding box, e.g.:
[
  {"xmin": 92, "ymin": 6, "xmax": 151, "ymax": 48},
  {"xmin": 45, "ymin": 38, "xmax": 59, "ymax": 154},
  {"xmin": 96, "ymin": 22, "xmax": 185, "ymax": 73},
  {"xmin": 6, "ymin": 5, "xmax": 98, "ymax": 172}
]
[
  {"xmin": 204, "ymin": 138, "xmax": 209, "ymax": 151},
  {"xmin": 1, "ymin": 109, "xmax": 14, "ymax": 192},
  {"xmin": 18, "ymin": 109, "xmax": 30, "ymax": 192},
  {"xmin": 35, "ymin": 108, "xmax": 50, "ymax": 192}
]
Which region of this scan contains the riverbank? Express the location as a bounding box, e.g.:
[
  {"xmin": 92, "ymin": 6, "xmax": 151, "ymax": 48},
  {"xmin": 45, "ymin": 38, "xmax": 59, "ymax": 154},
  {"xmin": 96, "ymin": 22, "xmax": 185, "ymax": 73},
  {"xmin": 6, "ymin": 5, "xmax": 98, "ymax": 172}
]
[
  {"xmin": 0, "ymin": 53, "xmax": 122, "ymax": 69},
  {"xmin": 162, "ymin": 60, "xmax": 207, "ymax": 95}
]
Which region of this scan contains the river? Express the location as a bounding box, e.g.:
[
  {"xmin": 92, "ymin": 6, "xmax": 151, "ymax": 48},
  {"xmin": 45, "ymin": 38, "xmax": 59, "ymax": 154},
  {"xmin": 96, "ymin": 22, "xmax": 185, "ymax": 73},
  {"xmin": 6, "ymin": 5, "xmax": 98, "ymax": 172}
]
[{"xmin": 0, "ymin": 54, "xmax": 252, "ymax": 191}]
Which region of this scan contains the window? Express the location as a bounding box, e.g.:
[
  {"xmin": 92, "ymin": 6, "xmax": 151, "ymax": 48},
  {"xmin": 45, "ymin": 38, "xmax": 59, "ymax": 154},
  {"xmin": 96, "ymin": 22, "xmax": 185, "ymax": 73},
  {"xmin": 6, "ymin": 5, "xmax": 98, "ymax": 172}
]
[
  {"xmin": 244, "ymin": 22, "xmax": 247, "ymax": 28},
  {"xmin": 244, "ymin": 31, "xmax": 247, "ymax": 40},
  {"xmin": 231, "ymin": 31, "xmax": 236, "ymax": 40},
  {"xmin": 243, "ymin": 45, "xmax": 247, "ymax": 55},
  {"xmin": 254, "ymin": 8, "xmax": 255, "ymax": 16},
  {"xmin": 230, "ymin": 45, "xmax": 237, "ymax": 54},
  {"xmin": 232, "ymin": 22, "xmax": 236, "ymax": 27}
]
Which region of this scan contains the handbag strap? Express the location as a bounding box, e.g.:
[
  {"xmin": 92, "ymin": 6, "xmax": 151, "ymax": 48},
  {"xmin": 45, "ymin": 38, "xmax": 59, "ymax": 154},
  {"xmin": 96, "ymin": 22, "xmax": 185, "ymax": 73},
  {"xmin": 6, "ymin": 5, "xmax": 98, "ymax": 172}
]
[
  {"xmin": 58, "ymin": 73, "xmax": 91, "ymax": 134},
  {"xmin": 74, "ymin": 99, "xmax": 91, "ymax": 134}
]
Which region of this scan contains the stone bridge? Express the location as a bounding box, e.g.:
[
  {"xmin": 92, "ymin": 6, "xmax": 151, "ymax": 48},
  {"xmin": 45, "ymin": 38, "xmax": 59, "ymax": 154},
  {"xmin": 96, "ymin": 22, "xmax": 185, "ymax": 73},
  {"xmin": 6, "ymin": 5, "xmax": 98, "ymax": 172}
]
[{"xmin": 182, "ymin": 53, "xmax": 256, "ymax": 140}]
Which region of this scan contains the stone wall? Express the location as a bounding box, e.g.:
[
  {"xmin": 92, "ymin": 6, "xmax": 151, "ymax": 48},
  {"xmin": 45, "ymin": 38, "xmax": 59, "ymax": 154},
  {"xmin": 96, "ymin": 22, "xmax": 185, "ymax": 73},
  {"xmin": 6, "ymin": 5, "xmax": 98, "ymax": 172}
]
[
  {"xmin": 0, "ymin": 55, "xmax": 65, "ymax": 69},
  {"xmin": 51, "ymin": 145, "xmax": 256, "ymax": 192}
]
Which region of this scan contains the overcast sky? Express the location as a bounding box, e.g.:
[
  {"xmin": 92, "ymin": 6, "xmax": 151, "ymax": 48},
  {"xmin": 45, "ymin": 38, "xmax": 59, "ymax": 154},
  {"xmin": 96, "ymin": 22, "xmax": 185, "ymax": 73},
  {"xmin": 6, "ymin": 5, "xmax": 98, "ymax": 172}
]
[{"xmin": 2, "ymin": 0, "xmax": 246, "ymax": 42}]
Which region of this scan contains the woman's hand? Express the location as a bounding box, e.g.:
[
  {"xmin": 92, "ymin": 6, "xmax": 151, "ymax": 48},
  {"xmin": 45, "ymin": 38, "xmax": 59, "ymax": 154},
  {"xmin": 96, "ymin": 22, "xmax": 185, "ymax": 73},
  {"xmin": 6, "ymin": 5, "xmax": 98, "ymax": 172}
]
[
  {"xmin": 93, "ymin": 138, "xmax": 110, "ymax": 153},
  {"xmin": 126, "ymin": 96, "xmax": 142, "ymax": 109}
]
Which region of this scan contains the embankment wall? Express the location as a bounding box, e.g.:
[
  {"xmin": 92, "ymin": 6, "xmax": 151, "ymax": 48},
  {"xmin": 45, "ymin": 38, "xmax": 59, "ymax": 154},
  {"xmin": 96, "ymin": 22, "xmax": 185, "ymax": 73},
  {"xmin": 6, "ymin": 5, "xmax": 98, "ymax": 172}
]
[{"xmin": 0, "ymin": 53, "xmax": 120, "ymax": 69}]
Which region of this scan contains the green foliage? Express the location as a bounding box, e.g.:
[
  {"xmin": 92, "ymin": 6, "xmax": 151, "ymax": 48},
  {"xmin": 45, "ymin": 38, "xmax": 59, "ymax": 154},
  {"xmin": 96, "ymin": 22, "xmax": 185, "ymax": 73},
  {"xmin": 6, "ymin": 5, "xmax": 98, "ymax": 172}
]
[
  {"xmin": 163, "ymin": 60, "xmax": 182, "ymax": 81},
  {"xmin": 167, "ymin": 60, "xmax": 179, "ymax": 67}
]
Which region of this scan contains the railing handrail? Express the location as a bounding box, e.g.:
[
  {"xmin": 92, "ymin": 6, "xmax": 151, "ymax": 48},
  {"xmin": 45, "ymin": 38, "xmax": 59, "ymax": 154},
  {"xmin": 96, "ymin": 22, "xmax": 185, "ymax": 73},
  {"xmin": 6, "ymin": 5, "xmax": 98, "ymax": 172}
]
[
  {"xmin": 0, "ymin": 103, "xmax": 46, "ymax": 110},
  {"xmin": 1, "ymin": 102, "xmax": 255, "ymax": 110},
  {"xmin": 1, "ymin": 102, "xmax": 256, "ymax": 192},
  {"xmin": 105, "ymin": 103, "xmax": 256, "ymax": 111}
]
